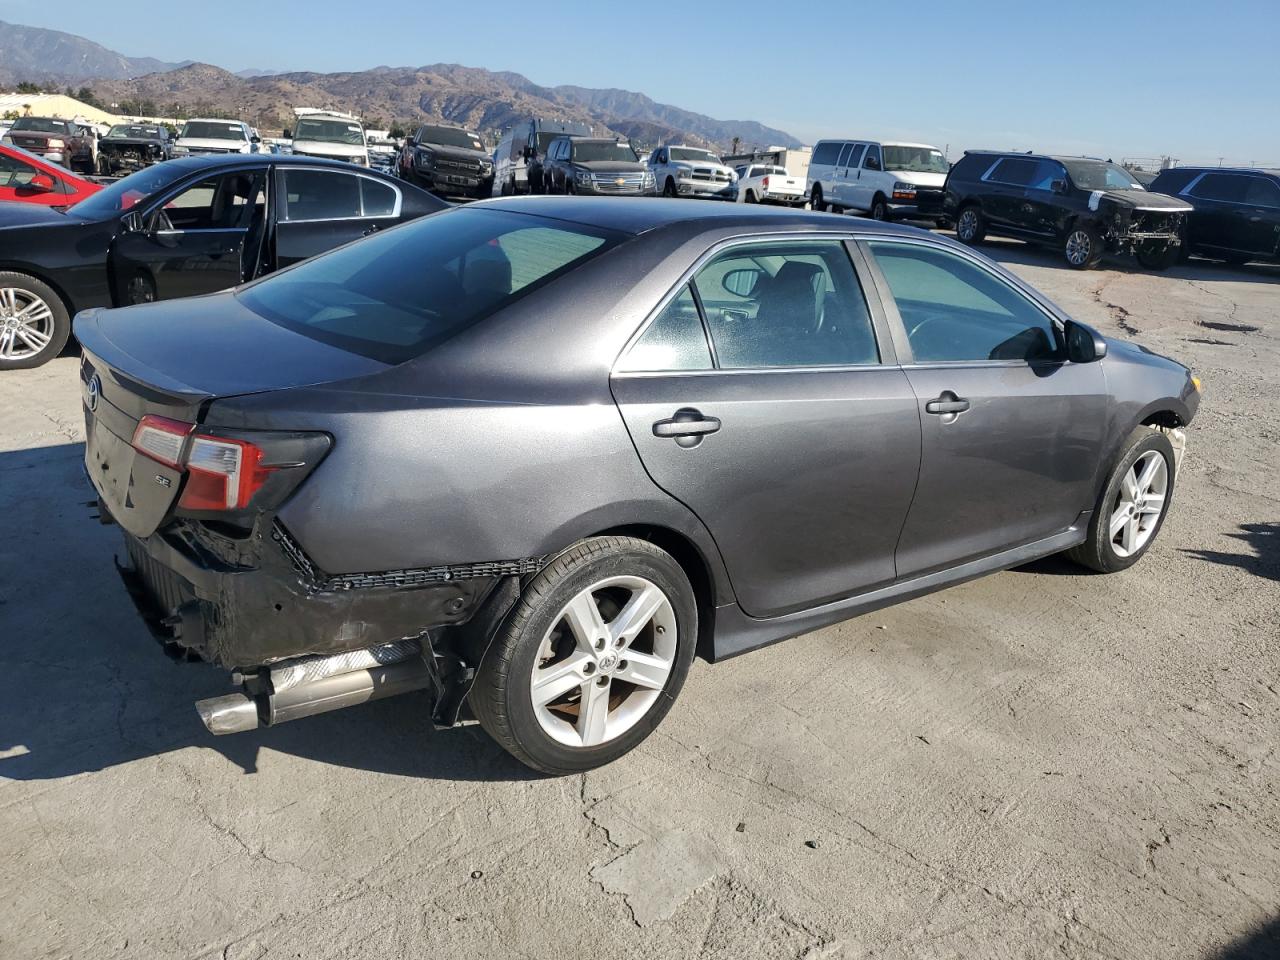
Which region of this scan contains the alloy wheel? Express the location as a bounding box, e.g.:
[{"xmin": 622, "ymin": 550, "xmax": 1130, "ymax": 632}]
[
  {"xmin": 957, "ymin": 209, "xmax": 978, "ymax": 241},
  {"xmin": 1066, "ymin": 230, "xmax": 1092, "ymax": 266},
  {"xmin": 0, "ymin": 287, "xmax": 55, "ymax": 361},
  {"xmin": 1109, "ymin": 450, "xmax": 1168, "ymax": 558},
  {"xmin": 530, "ymin": 575, "xmax": 677, "ymax": 748}
]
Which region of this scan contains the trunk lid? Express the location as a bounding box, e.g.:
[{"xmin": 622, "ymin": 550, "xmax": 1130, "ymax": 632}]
[{"xmin": 76, "ymin": 292, "xmax": 388, "ymax": 538}]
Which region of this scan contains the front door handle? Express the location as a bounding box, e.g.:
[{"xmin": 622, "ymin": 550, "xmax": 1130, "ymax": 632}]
[
  {"xmin": 653, "ymin": 408, "xmax": 721, "ymax": 448},
  {"xmin": 925, "ymin": 392, "xmax": 970, "ymax": 416}
]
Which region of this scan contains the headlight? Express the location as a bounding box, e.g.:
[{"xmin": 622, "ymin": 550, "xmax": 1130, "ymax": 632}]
[
  {"xmin": 48, "ymin": 138, "xmax": 66, "ymax": 148},
  {"xmin": 172, "ymin": 145, "xmax": 189, "ymax": 155},
  {"xmin": 643, "ymin": 171, "xmax": 655, "ymax": 186},
  {"xmin": 416, "ymin": 148, "xmax": 435, "ymax": 166},
  {"xmin": 575, "ymin": 170, "xmax": 592, "ymax": 185},
  {"xmin": 892, "ymin": 181, "xmax": 917, "ymax": 200}
]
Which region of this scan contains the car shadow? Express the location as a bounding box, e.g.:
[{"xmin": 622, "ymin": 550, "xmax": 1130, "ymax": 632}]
[
  {"xmin": 0, "ymin": 442, "xmax": 538, "ymax": 784},
  {"xmin": 1210, "ymin": 916, "xmax": 1280, "ymax": 960},
  {"xmin": 1182, "ymin": 522, "xmax": 1280, "ymax": 583}
]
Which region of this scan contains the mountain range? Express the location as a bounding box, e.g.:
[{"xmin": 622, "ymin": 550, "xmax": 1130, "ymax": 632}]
[{"xmin": 0, "ymin": 22, "xmax": 800, "ymax": 151}]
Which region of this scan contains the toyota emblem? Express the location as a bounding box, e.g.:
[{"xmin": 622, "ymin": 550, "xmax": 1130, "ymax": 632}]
[{"xmin": 86, "ymin": 374, "xmax": 101, "ymax": 412}]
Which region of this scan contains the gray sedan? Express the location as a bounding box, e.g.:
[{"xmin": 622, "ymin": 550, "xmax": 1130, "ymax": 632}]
[{"xmin": 76, "ymin": 197, "xmax": 1201, "ymax": 773}]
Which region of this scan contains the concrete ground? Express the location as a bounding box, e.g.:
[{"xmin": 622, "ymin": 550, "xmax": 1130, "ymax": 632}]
[{"xmin": 1, "ymin": 243, "xmax": 1277, "ymax": 960}]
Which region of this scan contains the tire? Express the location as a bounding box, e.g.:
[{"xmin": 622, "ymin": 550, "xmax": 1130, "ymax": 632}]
[
  {"xmin": 955, "ymin": 205, "xmax": 986, "ymax": 244},
  {"xmin": 663, "ymin": 178, "xmax": 678, "ymax": 198},
  {"xmin": 96, "ymin": 154, "xmax": 112, "ymax": 177},
  {"xmin": 1136, "ymin": 241, "xmax": 1178, "ymax": 271},
  {"xmin": 869, "ymin": 196, "xmax": 889, "ymax": 221},
  {"xmin": 0, "ymin": 272, "xmax": 71, "ymax": 370},
  {"xmin": 745, "ymin": 190, "xmax": 757, "ymax": 203},
  {"xmin": 1064, "ymin": 224, "xmax": 1104, "ymax": 269},
  {"xmin": 935, "ymin": 218, "xmax": 951, "ymax": 230},
  {"xmin": 471, "ymin": 536, "xmax": 698, "ymax": 774},
  {"xmin": 810, "ymin": 186, "xmax": 826, "ymax": 212},
  {"xmin": 1066, "ymin": 427, "xmax": 1176, "ymax": 573}
]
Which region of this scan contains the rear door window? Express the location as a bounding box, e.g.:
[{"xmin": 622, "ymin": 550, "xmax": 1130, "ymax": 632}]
[
  {"xmin": 986, "ymin": 158, "xmax": 1038, "ymax": 186},
  {"xmin": 1244, "ymin": 177, "xmax": 1280, "ymax": 207},
  {"xmin": 1188, "ymin": 173, "xmax": 1249, "ymax": 203},
  {"xmin": 846, "ymin": 144, "xmax": 866, "ymax": 168},
  {"xmin": 618, "ymin": 285, "xmax": 712, "ymax": 372},
  {"xmin": 237, "ymin": 208, "xmax": 623, "ymax": 363}
]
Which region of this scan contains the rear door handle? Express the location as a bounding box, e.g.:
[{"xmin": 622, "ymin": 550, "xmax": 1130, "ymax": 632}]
[
  {"xmin": 925, "ymin": 392, "xmax": 970, "ymax": 415},
  {"xmin": 653, "ymin": 408, "xmax": 721, "ymax": 448}
]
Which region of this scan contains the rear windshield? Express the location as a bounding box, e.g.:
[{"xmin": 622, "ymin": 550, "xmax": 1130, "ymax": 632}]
[{"xmin": 236, "ymin": 209, "xmax": 626, "ymax": 364}]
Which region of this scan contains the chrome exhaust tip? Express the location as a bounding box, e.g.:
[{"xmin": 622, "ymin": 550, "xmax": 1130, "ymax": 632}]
[{"xmin": 195, "ymin": 693, "xmax": 261, "ymax": 735}]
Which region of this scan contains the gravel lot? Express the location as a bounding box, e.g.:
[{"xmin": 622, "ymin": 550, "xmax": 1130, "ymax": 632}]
[{"xmin": 1, "ymin": 240, "xmax": 1276, "ymax": 960}]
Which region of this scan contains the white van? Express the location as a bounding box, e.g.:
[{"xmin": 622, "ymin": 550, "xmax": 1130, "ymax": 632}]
[
  {"xmin": 806, "ymin": 139, "xmax": 950, "ymax": 221},
  {"xmin": 289, "ymin": 110, "xmax": 369, "ymax": 166}
]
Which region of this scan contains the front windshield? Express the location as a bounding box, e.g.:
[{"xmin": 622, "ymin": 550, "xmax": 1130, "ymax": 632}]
[
  {"xmin": 295, "ymin": 118, "xmax": 365, "ymax": 145},
  {"xmin": 419, "ymin": 126, "xmax": 484, "ymax": 151},
  {"xmin": 882, "ymin": 146, "xmax": 949, "ymax": 174},
  {"xmin": 10, "ymin": 118, "xmax": 71, "ymax": 134},
  {"xmin": 572, "ymin": 141, "xmax": 639, "ymax": 163},
  {"xmin": 180, "ymin": 121, "xmax": 247, "ymax": 142},
  {"xmin": 66, "ymin": 163, "xmax": 191, "ymax": 218},
  {"xmin": 1062, "ymin": 160, "xmax": 1143, "ymax": 191},
  {"xmin": 107, "ymin": 124, "xmax": 164, "ymax": 139},
  {"xmin": 669, "ymin": 147, "xmax": 720, "ymax": 164}
]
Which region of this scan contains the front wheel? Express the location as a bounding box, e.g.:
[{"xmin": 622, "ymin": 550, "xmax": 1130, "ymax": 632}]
[
  {"xmin": 1066, "ymin": 428, "xmax": 1176, "ymax": 573},
  {"xmin": 955, "ymin": 205, "xmax": 985, "ymax": 244},
  {"xmin": 663, "ymin": 178, "xmax": 678, "ymax": 198},
  {"xmin": 0, "ymin": 272, "xmax": 71, "ymax": 370},
  {"xmin": 869, "ymin": 197, "xmax": 889, "ymax": 221},
  {"xmin": 1064, "ymin": 224, "xmax": 1104, "ymax": 269},
  {"xmin": 470, "ymin": 536, "xmax": 697, "ymax": 774}
]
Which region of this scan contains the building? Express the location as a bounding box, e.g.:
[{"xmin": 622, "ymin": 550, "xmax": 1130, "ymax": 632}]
[
  {"xmin": 0, "ymin": 92, "xmax": 178, "ymax": 131},
  {"xmin": 722, "ymin": 145, "xmax": 813, "ymax": 183}
]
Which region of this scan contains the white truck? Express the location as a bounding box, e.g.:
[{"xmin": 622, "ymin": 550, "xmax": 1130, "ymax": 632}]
[
  {"xmin": 288, "ymin": 109, "xmax": 369, "ymax": 166},
  {"xmin": 734, "ymin": 163, "xmax": 807, "ymax": 206}
]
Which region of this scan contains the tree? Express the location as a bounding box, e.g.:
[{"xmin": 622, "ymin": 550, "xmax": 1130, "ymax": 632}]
[{"xmin": 15, "ymin": 81, "xmax": 41, "ymax": 94}]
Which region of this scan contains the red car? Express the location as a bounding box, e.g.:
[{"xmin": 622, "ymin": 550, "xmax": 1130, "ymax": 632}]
[{"xmin": 0, "ymin": 143, "xmax": 102, "ymax": 207}]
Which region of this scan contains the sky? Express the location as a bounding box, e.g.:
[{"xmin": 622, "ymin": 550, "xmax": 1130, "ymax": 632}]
[{"xmin": 3, "ymin": 0, "xmax": 1277, "ymax": 165}]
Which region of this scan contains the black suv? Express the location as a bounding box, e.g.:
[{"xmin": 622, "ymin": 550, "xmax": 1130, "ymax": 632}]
[
  {"xmin": 540, "ymin": 137, "xmax": 655, "ymax": 196},
  {"xmin": 399, "ymin": 124, "xmax": 494, "ymax": 199},
  {"xmin": 1147, "ymin": 167, "xmax": 1280, "ymax": 266},
  {"xmin": 938, "ymin": 151, "xmax": 1192, "ymax": 269}
]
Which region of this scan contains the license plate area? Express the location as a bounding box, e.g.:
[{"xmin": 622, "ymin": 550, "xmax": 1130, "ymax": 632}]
[{"xmin": 85, "ymin": 413, "xmax": 183, "ymax": 539}]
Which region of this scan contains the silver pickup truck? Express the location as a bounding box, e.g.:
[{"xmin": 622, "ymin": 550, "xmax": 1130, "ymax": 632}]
[{"xmin": 646, "ymin": 144, "xmax": 737, "ymax": 200}]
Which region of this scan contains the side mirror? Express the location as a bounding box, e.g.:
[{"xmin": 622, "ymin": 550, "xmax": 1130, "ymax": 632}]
[
  {"xmin": 28, "ymin": 173, "xmax": 55, "ymax": 192},
  {"xmin": 283, "ymin": 129, "xmax": 292, "ymax": 140},
  {"xmin": 251, "ymin": 135, "xmax": 262, "ymax": 144},
  {"xmin": 1051, "ymin": 179, "xmax": 1068, "ymax": 195},
  {"xmin": 722, "ymin": 267, "xmax": 763, "ymax": 298},
  {"xmin": 1065, "ymin": 319, "xmax": 1107, "ymax": 363}
]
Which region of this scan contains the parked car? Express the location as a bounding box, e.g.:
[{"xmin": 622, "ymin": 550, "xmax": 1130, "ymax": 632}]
[
  {"xmin": 806, "ymin": 139, "xmax": 949, "ymax": 221},
  {"xmin": 540, "ymin": 137, "xmax": 655, "ymax": 196},
  {"xmin": 77, "ymin": 197, "xmax": 1200, "ymax": 773},
  {"xmin": 288, "ymin": 111, "xmax": 369, "ymax": 166},
  {"xmin": 173, "ymin": 119, "xmax": 261, "ymax": 157},
  {"xmin": 496, "ymin": 118, "xmax": 595, "ymax": 195},
  {"xmin": 399, "ymin": 124, "xmax": 493, "ymax": 199},
  {"xmin": 1, "ymin": 116, "xmax": 96, "ymax": 174},
  {"xmin": 0, "ymin": 154, "xmax": 444, "ymax": 369},
  {"xmin": 1147, "ymin": 167, "xmax": 1280, "ymax": 266},
  {"xmin": 735, "ymin": 163, "xmax": 806, "ymax": 206},
  {"xmin": 939, "ymin": 151, "xmax": 1193, "ymax": 270},
  {"xmin": 366, "ymin": 132, "xmax": 399, "ymax": 174},
  {"xmin": 98, "ymin": 123, "xmax": 173, "ymax": 175},
  {"xmin": 0, "ymin": 142, "xmax": 102, "ymax": 207},
  {"xmin": 647, "ymin": 145, "xmax": 737, "ymax": 200}
]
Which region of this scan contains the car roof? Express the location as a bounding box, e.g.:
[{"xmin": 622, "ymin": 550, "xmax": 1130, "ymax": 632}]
[
  {"xmin": 1161, "ymin": 166, "xmax": 1280, "ymax": 177},
  {"xmin": 475, "ymin": 195, "xmax": 925, "ymax": 238}
]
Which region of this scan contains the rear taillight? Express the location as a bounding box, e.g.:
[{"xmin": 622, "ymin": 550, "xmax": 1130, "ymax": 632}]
[
  {"xmin": 179, "ymin": 436, "xmax": 274, "ymax": 511},
  {"xmin": 131, "ymin": 418, "xmax": 296, "ymax": 514},
  {"xmin": 762, "ymin": 176, "xmax": 770, "ymax": 190},
  {"xmin": 131, "ymin": 415, "xmax": 193, "ymax": 469}
]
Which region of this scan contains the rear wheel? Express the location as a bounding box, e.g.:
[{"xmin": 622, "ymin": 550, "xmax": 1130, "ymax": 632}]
[
  {"xmin": 471, "ymin": 536, "xmax": 697, "ymax": 774},
  {"xmin": 745, "ymin": 190, "xmax": 758, "ymax": 203},
  {"xmin": 1067, "ymin": 428, "xmax": 1175, "ymax": 573},
  {"xmin": 810, "ymin": 186, "xmax": 826, "ymax": 212},
  {"xmin": 0, "ymin": 272, "xmax": 70, "ymax": 370},
  {"xmin": 1064, "ymin": 224, "xmax": 1104, "ymax": 269},
  {"xmin": 955, "ymin": 205, "xmax": 986, "ymax": 244}
]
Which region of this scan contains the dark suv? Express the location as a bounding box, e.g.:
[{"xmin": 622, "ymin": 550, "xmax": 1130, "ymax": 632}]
[
  {"xmin": 1147, "ymin": 167, "xmax": 1280, "ymax": 266},
  {"xmin": 399, "ymin": 124, "xmax": 494, "ymax": 199},
  {"xmin": 939, "ymin": 151, "xmax": 1192, "ymax": 269},
  {"xmin": 541, "ymin": 137, "xmax": 655, "ymax": 196}
]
